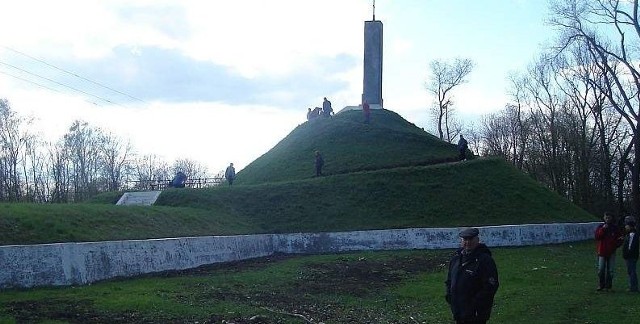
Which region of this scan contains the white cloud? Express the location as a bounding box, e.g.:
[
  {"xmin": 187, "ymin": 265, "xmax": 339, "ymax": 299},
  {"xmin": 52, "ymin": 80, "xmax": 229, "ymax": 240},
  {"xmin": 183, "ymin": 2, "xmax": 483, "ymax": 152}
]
[{"xmin": 181, "ymin": 0, "xmax": 367, "ymax": 78}]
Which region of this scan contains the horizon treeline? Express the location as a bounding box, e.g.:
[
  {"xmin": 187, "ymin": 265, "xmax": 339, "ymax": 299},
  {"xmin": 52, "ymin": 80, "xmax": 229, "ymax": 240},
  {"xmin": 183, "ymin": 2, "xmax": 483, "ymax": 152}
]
[{"xmin": 0, "ymin": 99, "xmax": 219, "ymax": 203}]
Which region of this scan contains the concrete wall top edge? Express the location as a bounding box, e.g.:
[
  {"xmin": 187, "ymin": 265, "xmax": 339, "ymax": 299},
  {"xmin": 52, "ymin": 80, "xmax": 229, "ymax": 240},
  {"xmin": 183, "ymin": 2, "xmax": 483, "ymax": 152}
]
[
  {"xmin": 276, "ymin": 222, "xmax": 601, "ymax": 236},
  {"xmin": 1, "ymin": 223, "xmax": 600, "ymax": 248},
  {"xmin": 1, "ymin": 233, "xmax": 279, "ymax": 248}
]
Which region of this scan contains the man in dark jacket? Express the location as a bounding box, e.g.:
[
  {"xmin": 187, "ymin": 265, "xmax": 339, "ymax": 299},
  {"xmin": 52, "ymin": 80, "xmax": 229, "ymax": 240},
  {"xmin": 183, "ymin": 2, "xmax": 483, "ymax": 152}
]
[
  {"xmin": 170, "ymin": 171, "xmax": 187, "ymax": 188},
  {"xmin": 314, "ymin": 151, "xmax": 324, "ymax": 177},
  {"xmin": 225, "ymin": 163, "xmax": 236, "ymax": 186},
  {"xmin": 322, "ymin": 97, "xmax": 333, "ymax": 117},
  {"xmin": 622, "ymin": 216, "xmax": 639, "ymax": 292},
  {"xmin": 446, "ymin": 228, "xmax": 499, "ymax": 324},
  {"xmin": 457, "ymin": 135, "xmax": 469, "ymax": 161}
]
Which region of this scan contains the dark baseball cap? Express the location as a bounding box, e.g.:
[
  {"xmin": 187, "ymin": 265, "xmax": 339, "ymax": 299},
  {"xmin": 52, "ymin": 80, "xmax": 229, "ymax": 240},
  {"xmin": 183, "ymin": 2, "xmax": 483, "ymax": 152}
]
[{"xmin": 459, "ymin": 227, "xmax": 479, "ymax": 239}]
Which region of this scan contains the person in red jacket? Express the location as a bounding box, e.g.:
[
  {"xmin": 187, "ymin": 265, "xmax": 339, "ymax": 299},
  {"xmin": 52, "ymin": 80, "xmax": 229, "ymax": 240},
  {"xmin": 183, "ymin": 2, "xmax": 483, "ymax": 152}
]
[{"xmin": 595, "ymin": 212, "xmax": 624, "ymax": 291}]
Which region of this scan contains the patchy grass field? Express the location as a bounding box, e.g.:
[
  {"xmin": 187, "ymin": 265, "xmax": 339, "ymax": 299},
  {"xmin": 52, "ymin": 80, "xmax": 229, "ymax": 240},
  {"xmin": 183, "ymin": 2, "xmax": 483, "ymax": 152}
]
[{"xmin": 0, "ymin": 241, "xmax": 635, "ymax": 323}]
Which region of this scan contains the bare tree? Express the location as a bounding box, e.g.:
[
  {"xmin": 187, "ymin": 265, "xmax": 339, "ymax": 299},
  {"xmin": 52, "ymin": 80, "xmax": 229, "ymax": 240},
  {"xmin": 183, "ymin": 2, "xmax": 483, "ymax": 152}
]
[
  {"xmin": 426, "ymin": 58, "xmax": 474, "ymax": 142},
  {"xmin": 133, "ymin": 154, "xmax": 171, "ymax": 190},
  {"xmin": 0, "ymin": 99, "xmax": 30, "ymax": 201},
  {"xmin": 100, "ymin": 133, "xmax": 133, "ymax": 192},
  {"xmin": 62, "ymin": 121, "xmax": 103, "ymax": 201},
  {"xmin": 49, "ymin": 139, "xmax": 72, "ymax": 203},
  {"xmin": 506, "ymin": 73, "xmax": 531, "ymax": 170},
  {"xmin": 172, "ymin": 158, "xmax": 209, "ymax": 180},
  {"xmin": 480, "ymin": 103, "xmax": 531, "ymax": 165},
  {"xmin": 27, "ymin": 138, "xmax": 49, "ymax": 202},
  {"xmin": 550, "ymin": 0, "xmax": 640, "ymax": 216},
  {"xmin": 20, "ymin": 131, "xmax": 49, "ymax": 202},
  {"xmin": 523, "ymin": 55, "xmax": 570, "ymax": 194},
  {"xmin": 552, "ymin": 42, "xmax": 623, "ymax": 211},
  {"xmin": 463, "ymin": 122, "xmax": 482, "ymax": 157}
]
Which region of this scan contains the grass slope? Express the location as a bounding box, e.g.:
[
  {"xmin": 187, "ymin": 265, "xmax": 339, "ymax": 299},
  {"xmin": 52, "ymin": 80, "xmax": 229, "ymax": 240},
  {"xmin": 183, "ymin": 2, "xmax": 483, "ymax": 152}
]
[
  {"xmin": 236, "ymin": 109, "xmax": 460, "ymax": 185},
  {"xmin": 0, "ymin": 159, "xmax": 595, "ymax": 245},
  {"xmin": 157, "ymin": 158, "xmax": 595, "ymax": 234},
  {"xmin": 0, "ymin": 204, "xmax": 254, "ymax": 245}
]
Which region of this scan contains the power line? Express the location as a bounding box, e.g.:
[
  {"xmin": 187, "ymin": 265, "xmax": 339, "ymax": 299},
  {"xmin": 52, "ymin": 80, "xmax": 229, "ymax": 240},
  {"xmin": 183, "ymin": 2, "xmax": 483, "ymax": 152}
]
[
  {"xmin": 0, "ymin": 69, "xmax": 100, "ymax": 106},
  {"xmin": 2, "ymin": 46, "xmax": 148, "ymax": 104},
  {"xmin": 0, "ymin": 69, "xmax": 64, "ymax": 95},
  {"xmin": 0, "ymin": 61, "xmax": 124, "ymax": 108}
]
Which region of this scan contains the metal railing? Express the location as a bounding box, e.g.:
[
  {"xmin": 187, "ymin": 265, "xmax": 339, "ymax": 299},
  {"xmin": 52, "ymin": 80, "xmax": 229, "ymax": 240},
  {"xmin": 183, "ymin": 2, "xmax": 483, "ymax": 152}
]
[{"xmin": 126, "ymin": 177, "xmax": 226, "ymax": 191}]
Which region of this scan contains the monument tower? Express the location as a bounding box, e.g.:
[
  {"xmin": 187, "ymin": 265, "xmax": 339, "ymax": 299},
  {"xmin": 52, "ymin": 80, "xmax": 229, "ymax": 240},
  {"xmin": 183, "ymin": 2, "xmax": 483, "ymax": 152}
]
[{"xmin": 363, "ymin": 0, "xmax": 383, "ymax": 109}]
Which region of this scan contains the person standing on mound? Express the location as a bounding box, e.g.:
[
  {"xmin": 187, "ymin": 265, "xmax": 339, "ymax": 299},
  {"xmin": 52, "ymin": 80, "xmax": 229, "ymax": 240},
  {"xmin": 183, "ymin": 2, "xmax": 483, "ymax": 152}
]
[
  {"xmin": 457, "ymin": 135, "xmax": 468, "ymax": 161},
  {"xmin": 362, "ymin": 100, "xmax": 370, "ymax": 124},
  {"xmin": 314, "ymin": 150, "xmax": 324, "ymax": 177},
  {"xmin": 225, "ymin": 163, "xmax": 236, "ymax": 186}
]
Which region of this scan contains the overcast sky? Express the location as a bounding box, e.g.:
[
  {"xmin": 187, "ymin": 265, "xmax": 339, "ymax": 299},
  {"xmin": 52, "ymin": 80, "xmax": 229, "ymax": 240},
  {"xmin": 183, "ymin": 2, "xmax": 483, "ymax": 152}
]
[{"xmin": 0, "ymin": 0, "xmax": 552, "ymax": 174}]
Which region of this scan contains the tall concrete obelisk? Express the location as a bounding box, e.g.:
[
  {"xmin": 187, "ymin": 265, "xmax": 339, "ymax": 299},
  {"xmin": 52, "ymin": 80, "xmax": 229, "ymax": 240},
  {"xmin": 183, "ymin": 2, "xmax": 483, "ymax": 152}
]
[{"xmin": 362, "ymin": 0, "xmax": 383, "ymax": 109}]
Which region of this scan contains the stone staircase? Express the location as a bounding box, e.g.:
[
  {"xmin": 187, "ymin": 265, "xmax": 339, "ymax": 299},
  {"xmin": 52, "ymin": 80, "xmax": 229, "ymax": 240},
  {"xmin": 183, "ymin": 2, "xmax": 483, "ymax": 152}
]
[{"xmin": 116, "ymin": 191, "xmax": 162, "ymax": 206}]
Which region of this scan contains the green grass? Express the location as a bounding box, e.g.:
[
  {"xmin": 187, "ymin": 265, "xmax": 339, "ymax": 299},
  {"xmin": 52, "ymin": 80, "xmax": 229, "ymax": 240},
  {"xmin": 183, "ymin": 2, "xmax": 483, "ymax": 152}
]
[
  {"xmin": 0, "ymin": 203, "xmax": 253, "ymax": 245},
  {"xmin": 0, "ymin": 159, "xmax": 596, "ymax": 245},
  {"xmin": 0, "ymin": 241, "xmax": 635, "ymax": 323},
  {"xmin": 157, "ymin": 158, "xmax": 596, "ymax": 234},
  {"xmin": 236, "ymin": 109, "xmax": 460, "ymax": 185}
]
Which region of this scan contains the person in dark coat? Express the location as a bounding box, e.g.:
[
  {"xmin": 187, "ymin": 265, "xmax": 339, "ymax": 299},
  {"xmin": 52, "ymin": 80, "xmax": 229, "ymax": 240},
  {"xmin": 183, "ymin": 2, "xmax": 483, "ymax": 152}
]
[
  {"xmin": 622, "ymin": 216, "xmax": 639, "ymax": 292},
  {"xmin": 314, "ymin": 150, "xmax": 324, "ymax": 177},
  {"xmin": 446, "ymin": 227, "xmax": 499, "ymax": 324},
  {"xmin": 362, "ymin": 100, "xmax": 371, "ymax": 124},
  {"xmin": 225, "ymin": 163, "xmax": 236, "ymax": 186},
  {"xmin": 170, "ymin": 171, "xmax": 187, "ymax": 188},
  {"xmin": 595, "ymin": 212, "xmax": 624, "ymax": 291},
  {"xmin": 322, "ymin": 97, "xmax": 333, "ymax": 117},
  {"xmin": 457, "ymin": 135, "xmax": 469, "ymax": 161}
]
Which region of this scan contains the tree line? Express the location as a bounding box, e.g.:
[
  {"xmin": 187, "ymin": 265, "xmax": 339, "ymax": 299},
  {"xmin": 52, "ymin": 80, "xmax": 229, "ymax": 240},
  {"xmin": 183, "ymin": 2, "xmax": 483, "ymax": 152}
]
[
  {"xmin": 428, "ymin": 0, "xmax": 639, "ymax": 218},
  {"xmin": 0, "ymin": 98, "xmax": 215, "ymax": 203}
]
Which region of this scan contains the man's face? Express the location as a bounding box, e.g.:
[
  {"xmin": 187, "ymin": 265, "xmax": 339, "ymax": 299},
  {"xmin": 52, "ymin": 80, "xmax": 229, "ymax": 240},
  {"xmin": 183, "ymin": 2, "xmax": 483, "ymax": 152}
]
[
  {"xmin": 604, "ymin": 215, "xmax": 614, "ymax": 224},
  {"xmin": 461, "ymin": 236, "xmax": 479, "ymax": 251}
]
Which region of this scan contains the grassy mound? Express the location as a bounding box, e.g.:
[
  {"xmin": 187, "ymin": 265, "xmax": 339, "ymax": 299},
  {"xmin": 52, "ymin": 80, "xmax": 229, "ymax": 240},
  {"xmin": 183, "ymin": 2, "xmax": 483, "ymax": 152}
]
[
  {"xmin": 0, "ymin": 110, "xmax": 596, "ymax": 245},
  {"xmin": 235, "ymin": 109, "xmax": 460, "ymax": 185},
  {"xmin": 157, "ymin": 158, "xmax": 595, "ymax": 234}
]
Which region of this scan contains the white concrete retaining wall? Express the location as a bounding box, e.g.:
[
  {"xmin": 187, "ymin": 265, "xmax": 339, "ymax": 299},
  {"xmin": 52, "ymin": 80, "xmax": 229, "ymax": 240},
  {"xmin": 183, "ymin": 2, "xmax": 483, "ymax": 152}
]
[
  {"xmin": 0, "ymin": 222, "xmax": 599, "ymax": 289},
  {"xmin": 0, "ymin": 235, "xmax": 275, "ymax": 289}
]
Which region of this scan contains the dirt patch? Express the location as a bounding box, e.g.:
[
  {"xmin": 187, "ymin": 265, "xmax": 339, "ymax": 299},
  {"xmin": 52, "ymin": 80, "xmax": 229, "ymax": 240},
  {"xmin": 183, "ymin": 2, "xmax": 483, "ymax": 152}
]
[
  {"xmin": 295, "ymin": 253, "xmax": 449, "ymax": 296},
  {"xmin": 7, "ymin": 299, "xmax": 153, "ymax": 324},
  {"xmin": 157, "ymin": 253, "xmax": 298, "ymax": 277},
  {"xmin": 5, "ymin": 252, "xmax": 451, "ymax": 323},
  {"xmin": 191, "ymin": 252, "xmax": 450, "ymax": 323}
]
